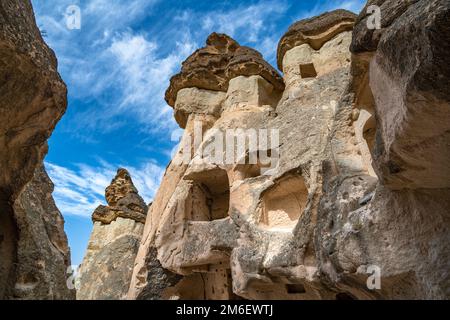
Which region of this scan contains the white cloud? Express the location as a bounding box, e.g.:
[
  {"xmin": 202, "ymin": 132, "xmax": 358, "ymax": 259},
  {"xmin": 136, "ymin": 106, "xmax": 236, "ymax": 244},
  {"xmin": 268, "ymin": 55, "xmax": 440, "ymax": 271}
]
[
  {"xmin": 296, "ymin": 0, "xmax": 365, "ymax": 20},
  {"xmin": 200, "ymin": 1, "xmax": 287, "ymax": 40},
  {"xmin": 46, "ymin": 160, "xmax": 165, "ymax": 218},
  {"xmin": 105, "ymin": 32, "xmax": 196, "ymax": 132},
  {"xmin": 199, "ymin": 0, "xmax": 289, "ymax": 62},
  {"xmin": 32, "ymin": 0, "xmax": 185, "ymax": 135}
]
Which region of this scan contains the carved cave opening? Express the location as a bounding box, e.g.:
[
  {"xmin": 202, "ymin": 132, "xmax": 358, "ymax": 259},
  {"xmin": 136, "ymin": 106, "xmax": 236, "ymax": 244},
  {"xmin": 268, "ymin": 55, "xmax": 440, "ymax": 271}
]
[
  {"xmin": 259, "ymin": 174, "xmax": 308, "ymax": 231},
  {"xmin": 299, "ymin": 62, "xmax": 317, "ymax": 78},
  {"xmin": 286, "ymin": 283, "xmax": 306, "ymax": 294},
  {"xmin": 162, "ymin": 268, "xmax": 239, "ymax": 300},
  {"xmin": 189, "ymin": 169, "xmax": 230, "ymax": 222}
]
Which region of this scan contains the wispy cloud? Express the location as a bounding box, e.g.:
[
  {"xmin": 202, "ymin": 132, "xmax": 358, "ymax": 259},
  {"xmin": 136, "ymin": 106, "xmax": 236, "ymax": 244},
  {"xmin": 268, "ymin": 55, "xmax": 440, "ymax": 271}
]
[
  {"xmin": 106, "ymin": 32, "xmax": 196, "ymax": 131},
  {"xmin": 198, "ymin": 0, "xmax": 289, "ymax": 63},
  {"xmin": 296, "ymin": 0, "xmax": 365, "ymax": 20},
  {"xmin": 200, "ymin": 1, "xmax": 287, "ymax": 41},
  {"xmin": 33, "ymin": 0, "xmax": 188, "ymax": 136},
  {"xmin": 46, "ymin": 160, "xmax": 164, "ymax": 218}
]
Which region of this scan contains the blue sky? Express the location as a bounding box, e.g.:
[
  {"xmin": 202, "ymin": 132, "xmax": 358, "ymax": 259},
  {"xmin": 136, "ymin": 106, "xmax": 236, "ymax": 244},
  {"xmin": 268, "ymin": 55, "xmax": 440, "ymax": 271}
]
[{"xmin": 31, "ymin": 0, "xmax": 365, "ymax": 266}]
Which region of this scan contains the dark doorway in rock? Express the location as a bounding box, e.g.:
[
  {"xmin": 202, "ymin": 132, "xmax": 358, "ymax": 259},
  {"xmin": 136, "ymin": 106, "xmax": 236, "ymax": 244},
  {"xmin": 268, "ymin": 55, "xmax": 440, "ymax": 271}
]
[
  {"xmin": 188, "ymin": 168, "xmax": 230, "ymax": 221},
  {"xmin": 286, "ymin": 283, "xmax": 306, "ymax": 294},
  {"xmin": 336, "ymin": 292, "xmax": 357, "ymax": 300},
  {"xmin": 299, "ymin": 63, "xmax": 317, "ymax": 78}
]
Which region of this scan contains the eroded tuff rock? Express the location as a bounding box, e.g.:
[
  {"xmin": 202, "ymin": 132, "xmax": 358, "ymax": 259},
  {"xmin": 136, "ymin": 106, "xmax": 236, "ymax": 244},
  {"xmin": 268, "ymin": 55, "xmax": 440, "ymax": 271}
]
[
  {"xmin": 11, "ymin": 165, "xmax": 74, "ymax": 299},
  {"xmin": 351, "ymin": 0, "xmax": 450, "ymax": 189},
  {"xmin": 77, "ymin": 169, "xmax": 148, "ymax": 300},
  {"xmin": 0, "ymin": 0, "xmax": 71, "ymax": 299},
  {"xmin": 277, "ymin": 9, "xmax": 356, "ymax": 70},
  {"xmin": 165, "ymin": 32, "xmax": 285, "ymax": 127},
  {"xmin": 93, "ymin": 169, "xmax": 148, "ymax": 224},
  {"xmin": 127, "ymin": 4, "xmax": 450, "ymax": 300}
]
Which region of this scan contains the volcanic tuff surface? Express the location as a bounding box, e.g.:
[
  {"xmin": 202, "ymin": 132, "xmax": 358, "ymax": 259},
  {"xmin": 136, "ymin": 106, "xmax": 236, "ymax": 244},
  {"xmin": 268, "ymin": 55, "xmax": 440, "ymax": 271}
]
[
  {"xmin": 77, "ymin": 169, "xmax": 148, "ymax": 300},
  {"xmin": 0, "ymin": 0, "xmax": 72, "ymax": 300},
  {"xmin": 1, "ymin": 0, "xmax": 449, "ymax": 301},
  {"xmin": 126, "ymin": 2, "xmax": 449, "ymax": 300}
]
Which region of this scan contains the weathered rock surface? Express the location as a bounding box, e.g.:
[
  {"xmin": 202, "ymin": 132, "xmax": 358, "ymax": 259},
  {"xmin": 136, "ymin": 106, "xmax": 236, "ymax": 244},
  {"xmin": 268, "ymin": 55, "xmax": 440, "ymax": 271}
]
[
  {"xmin": 165, "ymin": 33, "xmax": 285, "ymax": 114},
  {"xmin": 93, "ymin": 169, "xmax": 148, "ymax": 224},
  {"xmin": 351, "ymin": 0, "xmax": 450, "ymax": 189},
  {"xmin": 0, "ymin": 0, "xmax": 67, "ymax": 199},
  {"xmin": 77, "ymin": 169, "xmax": 148, "ymax": 300},
  {"xmin": 127, "ymin": 4, "xmax": 450, "ymax": 300},
  {"xmin": 0, "ymin": 0, "xmax": 71, "ymax": 300},
  {"xmin": 277, "ymin": 9, "xmax": 356, "ymax": 70},
  {"xmin": 11, "ymin": 165, "xmax": 74, "ymax": 300}
]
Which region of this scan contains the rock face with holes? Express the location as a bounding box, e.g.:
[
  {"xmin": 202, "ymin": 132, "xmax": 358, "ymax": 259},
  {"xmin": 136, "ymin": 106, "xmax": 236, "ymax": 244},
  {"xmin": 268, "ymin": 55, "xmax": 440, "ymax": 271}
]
[
  {"xmin": 77, "ymin": 169, "xmax": 148, "ymax": 300},
  {"xmin": 0, "ymin": 0, "xmax": 72, "ymax": 299},
  {"xmin": 128, "ymin": 4, "xmax": 449, "ymax": 300},
  {"xmin": 316, "ymin": 0, "xmax": 450, "ymax": 299}
]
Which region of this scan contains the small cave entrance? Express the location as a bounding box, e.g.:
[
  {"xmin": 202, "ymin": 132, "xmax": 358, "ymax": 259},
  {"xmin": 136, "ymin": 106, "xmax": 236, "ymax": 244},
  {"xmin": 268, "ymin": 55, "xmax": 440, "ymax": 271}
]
[
  {"xmin": 286, "ymin": 283, "xmax": 306, "ymax": 294},
  {"xmin": 188, "ymin": 168, "xmax": 230, "ymax": 222},
  {"xmin": 299, "ymin": 62, "xmax": 317, "ymax": 78},
  {"xmin": 259, "ymin": 174, "xmax": 308, "ymax": 231},
  {"xmin": 162, "ymin": 268, "xmax": 241, "ymax": 300},
  {"xmin": 336, "ymin": 292, "xmax": 358, "ymax": 300}
]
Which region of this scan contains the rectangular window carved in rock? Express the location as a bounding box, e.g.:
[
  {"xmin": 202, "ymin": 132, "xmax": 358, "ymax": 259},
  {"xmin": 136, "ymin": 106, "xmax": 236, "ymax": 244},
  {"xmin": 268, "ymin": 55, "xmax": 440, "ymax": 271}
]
[
  {"xmin": 299, "ymin": 63, "xmax": 317, "ymax": 78},
  {"xmin": 189, "ymin": 168, "xmax": 230, "ymax": 222},
  {"xmin": 259, "ymin": 174, "xmax": 308, "ymax": 231}
]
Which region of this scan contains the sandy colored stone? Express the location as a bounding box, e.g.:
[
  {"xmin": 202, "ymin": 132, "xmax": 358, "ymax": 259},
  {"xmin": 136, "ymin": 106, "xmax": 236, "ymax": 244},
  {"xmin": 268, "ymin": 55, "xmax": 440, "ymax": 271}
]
[
  {"xmin": 77, "ymin": 217, "xmax": 144, "ymax": 300},
  {"xmin": 128, "ymin": 103, "xmax": 219, "ymax": 299},
  {"xmin": 165, "ymin": 33, "xmax": 284, "ymax": 107},
  {"xmin": 350, "ymin": 0, "xmax": 450, "ymax": 189},
  {"xmin": 77, "ymin": 170, "xmax": 148, "ymax": 300},
  {"xmin": 174, "ymin": 88, "xmax": 226, "ymax": 128},
  {"xmin": 282, "ymin": 31, "xmax": 352, "ymax": 89},
  {"xmin": 277, "ymin": 9, "xmax": 356, "ymax": 70},
  {"xmin": 127, "ymin": 1, "xmax": 449, "ymax": 300},
  {"xmin": 92, "ymin": 169, "xmax": 148, "ymax": 224}
]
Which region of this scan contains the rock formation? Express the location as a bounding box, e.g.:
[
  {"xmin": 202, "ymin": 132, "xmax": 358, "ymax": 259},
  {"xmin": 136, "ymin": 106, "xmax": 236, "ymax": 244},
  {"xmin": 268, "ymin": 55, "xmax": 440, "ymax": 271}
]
[
  {"xmin": 77, "ymin": 169, "xmax": 148, "ymax": 300},
  {"xmin": 127, "ymin": 2, "xmax": 450, "ymax": 300},
  {"xmin": 11, "ymin": 165, "xmax": 73, "ymax": 299},
  {"xmin": 0, "ymin": 0, "xmax": 72, "ymax": 299},
  {"xmin": 5, "ymin": 0, "xmax": 446, "ymax": 301}
]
